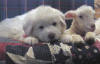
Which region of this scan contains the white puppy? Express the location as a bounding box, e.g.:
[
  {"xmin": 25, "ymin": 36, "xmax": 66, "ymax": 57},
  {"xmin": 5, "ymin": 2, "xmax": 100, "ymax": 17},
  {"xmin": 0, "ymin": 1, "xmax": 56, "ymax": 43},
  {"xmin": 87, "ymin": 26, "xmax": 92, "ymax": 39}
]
[{"xmin": 0, "ymin": 5, "xmax": 66, "ymax": 44}]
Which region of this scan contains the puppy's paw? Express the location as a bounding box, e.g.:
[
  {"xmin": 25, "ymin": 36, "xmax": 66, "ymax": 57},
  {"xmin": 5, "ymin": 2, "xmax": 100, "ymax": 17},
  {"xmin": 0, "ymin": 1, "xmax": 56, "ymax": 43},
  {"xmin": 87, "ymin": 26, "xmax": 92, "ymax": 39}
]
[
  {"xmin": 72, "ymin": 34, "xmax": 84, "ymax": 44},
  {"xmin": 85, "ymin": 32, "xmax": 96, "ymax": 45},
  {"xmin": 23, "ymin": 37, "xmax": 39, "ymax": 45},
  {"xmin": 61, "ymin": 34, "xmax": 72, "ymax": 44}
]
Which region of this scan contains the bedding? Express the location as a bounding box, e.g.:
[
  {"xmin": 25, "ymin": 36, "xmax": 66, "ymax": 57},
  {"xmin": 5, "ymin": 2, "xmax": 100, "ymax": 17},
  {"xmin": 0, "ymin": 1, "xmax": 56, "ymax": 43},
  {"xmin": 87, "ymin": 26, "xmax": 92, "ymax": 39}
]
[{"xmin": 0, "ymin": 37, "xmax": 100, "ymax": 64}]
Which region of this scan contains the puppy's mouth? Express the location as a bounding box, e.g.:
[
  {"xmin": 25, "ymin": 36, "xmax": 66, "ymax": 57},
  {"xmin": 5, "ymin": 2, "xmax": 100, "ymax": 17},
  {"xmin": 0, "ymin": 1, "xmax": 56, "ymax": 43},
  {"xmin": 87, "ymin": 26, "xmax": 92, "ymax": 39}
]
[
  {"xmin": 88, "ymin": 28, "xmax": 95, "ymax": 32},
  {"xmin": 38, "ymin": 38, "xmax": 60, "ymax": 44},
  {"xmin": 39, "ymin": 39, "xmax": 59, "ymax": 44},
  {"xmin": 49, "ymin": 39, "xmax": 60, "ymax": 44},
  {"xmin": 90, "ymin": 28, "xmax": 95, "ymax": 32}
]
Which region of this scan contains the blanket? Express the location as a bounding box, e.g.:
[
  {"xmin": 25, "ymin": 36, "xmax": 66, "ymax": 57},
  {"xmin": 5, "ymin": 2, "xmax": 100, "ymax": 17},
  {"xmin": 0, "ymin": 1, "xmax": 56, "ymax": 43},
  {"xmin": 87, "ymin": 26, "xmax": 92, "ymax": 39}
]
[{"xmin": 0, "ymin": 37, "xmax": 100, "ymax": 64}]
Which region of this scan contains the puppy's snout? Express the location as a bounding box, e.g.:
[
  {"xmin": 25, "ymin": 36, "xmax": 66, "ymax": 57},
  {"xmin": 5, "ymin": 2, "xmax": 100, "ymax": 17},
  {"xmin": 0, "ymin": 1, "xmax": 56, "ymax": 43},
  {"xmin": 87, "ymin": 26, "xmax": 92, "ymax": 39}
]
[
  {"xmin": 91, "ymin": 24, "xmax": 95, "ymax": 29},
  {"xmin": 48, "ymin": 33, "xmax": 55, "ymax": 40}
]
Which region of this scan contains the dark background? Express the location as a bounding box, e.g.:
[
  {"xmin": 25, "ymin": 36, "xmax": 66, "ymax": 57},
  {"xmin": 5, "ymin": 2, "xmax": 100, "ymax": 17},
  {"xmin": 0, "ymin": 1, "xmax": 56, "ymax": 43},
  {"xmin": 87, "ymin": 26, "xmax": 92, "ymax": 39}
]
[{"xmin": 0, "ymin": 0, "xmax": 94, "ymax": 28}]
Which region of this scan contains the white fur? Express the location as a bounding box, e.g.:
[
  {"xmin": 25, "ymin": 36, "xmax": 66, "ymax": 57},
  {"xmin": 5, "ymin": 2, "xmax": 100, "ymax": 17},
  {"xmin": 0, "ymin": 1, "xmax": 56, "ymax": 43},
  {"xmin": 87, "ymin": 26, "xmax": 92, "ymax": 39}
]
[
  {"xmin": 94, "ymin": 18, "xmax": 100, "ymax": 34},
  {"xmin": 61, "ymin": 5, "xmax": 96, "ymax": 43},
  {"xmin": 0, "ymin": 5, "xmax": 66, "ymax": 44},
  {"xmin": 94, "ymin": 18, "xmax": 100, "ymax": 41}
]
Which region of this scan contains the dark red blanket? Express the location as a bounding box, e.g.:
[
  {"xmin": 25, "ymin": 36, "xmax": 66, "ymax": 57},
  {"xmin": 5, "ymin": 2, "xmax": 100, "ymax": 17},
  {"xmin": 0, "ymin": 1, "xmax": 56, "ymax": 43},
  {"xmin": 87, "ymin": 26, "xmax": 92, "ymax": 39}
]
[
  {"xmin": 0, "ymin": 37, "xmax": 100, "ymax": 64},
  {"xmin": 0, "ymin": 37, "xmax": 29, "ymax": 60}
]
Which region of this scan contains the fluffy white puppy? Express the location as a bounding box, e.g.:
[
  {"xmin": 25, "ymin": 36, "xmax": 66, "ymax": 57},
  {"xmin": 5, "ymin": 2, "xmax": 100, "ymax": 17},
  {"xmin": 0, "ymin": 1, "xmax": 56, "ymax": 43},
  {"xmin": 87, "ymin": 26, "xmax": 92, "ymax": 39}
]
[{"xmin": 0, "ymin": 5, "xmax": 66, "ymax": 44}]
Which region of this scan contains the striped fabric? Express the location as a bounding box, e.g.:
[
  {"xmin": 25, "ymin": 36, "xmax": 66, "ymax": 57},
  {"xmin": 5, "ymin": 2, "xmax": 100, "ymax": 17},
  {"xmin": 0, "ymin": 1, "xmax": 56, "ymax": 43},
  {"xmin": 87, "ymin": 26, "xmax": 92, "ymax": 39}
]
[
  {"xmin": 0, "ymin": 37, "xmax": 28, "ymax": 60},
  {"xmin": 0, "ymin": 0, "xmax": 94, "ymax": 21},
  {"xmin": 0, "ymin": 37, "xmax": 100, "ymax": 64},
  {"xmin": 5, "ymin": 42, "xmax": 72, "ymax": 64}
]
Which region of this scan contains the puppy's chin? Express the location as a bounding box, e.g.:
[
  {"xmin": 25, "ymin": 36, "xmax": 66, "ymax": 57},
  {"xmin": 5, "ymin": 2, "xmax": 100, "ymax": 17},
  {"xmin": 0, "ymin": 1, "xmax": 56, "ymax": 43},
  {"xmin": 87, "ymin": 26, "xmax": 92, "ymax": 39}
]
[
  {"xmin": 38, "ymin": 38, "xmax": 60, "ymax": 44},
  {"xmin": 49, "ymin": 39, "xmax": 59, "ymax": 45}
]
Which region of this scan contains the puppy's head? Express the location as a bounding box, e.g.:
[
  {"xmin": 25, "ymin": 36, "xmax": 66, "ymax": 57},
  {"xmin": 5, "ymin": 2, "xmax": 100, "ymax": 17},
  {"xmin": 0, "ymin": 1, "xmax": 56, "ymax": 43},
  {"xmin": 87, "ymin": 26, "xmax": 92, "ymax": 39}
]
[{"xmin": 23, "ymin": 6, "xmax": 66, "ymax": 43}]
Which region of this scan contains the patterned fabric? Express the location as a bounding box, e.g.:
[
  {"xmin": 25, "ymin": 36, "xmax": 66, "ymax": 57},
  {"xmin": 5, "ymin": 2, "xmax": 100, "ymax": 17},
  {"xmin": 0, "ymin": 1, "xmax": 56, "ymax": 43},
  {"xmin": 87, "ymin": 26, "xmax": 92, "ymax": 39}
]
[
  {"xmin": 0, "ymin": 37, "xmax": 29, "ymax": 60},
  {"xmin": 0, "ymin": 37, "xmax": 100, "ymax": 64},
  {"xmin": 6, "ymin": 42, "xmax": 72, "ymax": 64},
  {"xmin": 67, "ymin": 40, "xmax": 100, "ymax": 64}
]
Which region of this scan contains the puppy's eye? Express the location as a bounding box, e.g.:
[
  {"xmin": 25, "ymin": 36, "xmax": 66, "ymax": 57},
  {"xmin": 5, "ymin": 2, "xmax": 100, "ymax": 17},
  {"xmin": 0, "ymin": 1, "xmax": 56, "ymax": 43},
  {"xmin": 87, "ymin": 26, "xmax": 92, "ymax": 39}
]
[
  {"xmin": 39, "ymin": 26, "xmax": 44, "ymax": 29},
  {"xmin": 52, "ymin": 22, "xmax": 57, "ymax": 26},
  {"xmin": 79, "ymin": 15, "xmax": 83, "ymax": 19}
]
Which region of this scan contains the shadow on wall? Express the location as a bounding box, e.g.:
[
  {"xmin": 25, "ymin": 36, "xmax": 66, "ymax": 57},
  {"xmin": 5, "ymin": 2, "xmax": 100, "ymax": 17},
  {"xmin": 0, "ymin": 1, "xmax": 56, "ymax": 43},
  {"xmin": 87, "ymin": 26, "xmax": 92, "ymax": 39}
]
[{"xmin": 0, "ymin": 0, "xmax": 94, "ymax": 28}]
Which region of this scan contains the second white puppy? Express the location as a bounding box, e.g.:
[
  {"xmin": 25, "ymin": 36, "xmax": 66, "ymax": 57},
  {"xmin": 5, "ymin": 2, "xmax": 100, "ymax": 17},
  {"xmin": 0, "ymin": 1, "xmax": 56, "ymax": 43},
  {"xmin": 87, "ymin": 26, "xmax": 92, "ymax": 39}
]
[
  {"xmin": 0, "ymin": 5, "xmax": 66, "ymax": 44},
  {"xmin": 61, "ymin": 5, "xmax": 96, "ymax": 44}
]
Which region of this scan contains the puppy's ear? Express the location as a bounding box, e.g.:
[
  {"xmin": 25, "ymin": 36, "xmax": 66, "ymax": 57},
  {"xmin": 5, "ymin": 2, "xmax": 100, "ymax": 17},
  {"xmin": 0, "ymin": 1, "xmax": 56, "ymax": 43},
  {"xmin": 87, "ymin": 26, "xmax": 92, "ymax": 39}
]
[
  {"xmin": 59, "ymin": 16, "xmax": 67, "ymax": 32},
  {"xmin": 23, "ymin": 21, "xmax": 33, "ymax": 36},
  {"xmin": 65, "ymin": 10, "xmax": 76, "ymax": 20}
]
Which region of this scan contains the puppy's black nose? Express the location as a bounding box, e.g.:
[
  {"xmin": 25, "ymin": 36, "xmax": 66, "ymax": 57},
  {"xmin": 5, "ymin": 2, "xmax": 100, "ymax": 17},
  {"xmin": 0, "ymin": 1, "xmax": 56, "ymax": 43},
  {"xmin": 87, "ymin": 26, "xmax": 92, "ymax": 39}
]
[
  {"xmin": 48, "ymin": 33, "xmax": 55, "ymax": 40},
  {"xmin": 91, "ymin": 24, "xmax": 95, "ymax": 29}
]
